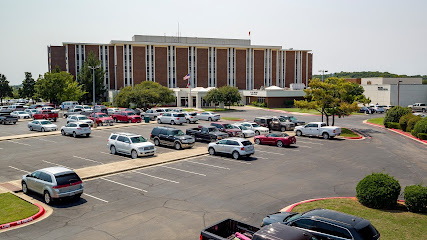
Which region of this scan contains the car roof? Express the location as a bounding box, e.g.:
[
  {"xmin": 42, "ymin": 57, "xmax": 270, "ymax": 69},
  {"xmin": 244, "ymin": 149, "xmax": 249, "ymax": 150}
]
[
  {"xmin": 73, "ymin": 115, "xmax": 87, "ymax": 117},
  {"xmin": 111, "ymin": 132, "xmax": 141, "ymax": 137},
  {"xmin": 226, "ymin": 137, "xmax": 248, "ymax": 141},
  {"xmin": 39, "ymin": 167, "xmax": 74, "ymax": 175},
  {"xmin": 300, "ymin": 208, "xmax": 365, "ymax": 227},
  {"xmin": 255, "ymin": 223, "xmax": 313, "ymax": 240}
]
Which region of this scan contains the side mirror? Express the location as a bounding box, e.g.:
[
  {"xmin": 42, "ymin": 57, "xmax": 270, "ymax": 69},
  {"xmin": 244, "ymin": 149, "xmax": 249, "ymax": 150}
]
[
  {"xmin": 26, "ymin": 174, "xmax": 31, "ymax": 178},
  {"xmin": 216, "ymin": 142, "xmax": 220, "ymax": 144}
]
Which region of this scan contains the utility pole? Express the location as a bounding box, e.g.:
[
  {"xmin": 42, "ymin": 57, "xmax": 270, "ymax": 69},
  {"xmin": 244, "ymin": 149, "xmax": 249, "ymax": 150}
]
[
  {"xmin": 397, "ymin": 80, "xmax": 402, "ymax": 106},
  {"xmin": 319, "ymin": 70, "xmax": 328, "ymax": 82},
  {"xmin": 88, "ymin": 65, "xmax": 100, "ymax": 107}
]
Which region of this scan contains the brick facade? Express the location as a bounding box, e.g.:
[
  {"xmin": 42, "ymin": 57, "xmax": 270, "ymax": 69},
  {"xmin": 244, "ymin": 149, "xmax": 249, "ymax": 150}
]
[
  {"xmin": 253, "ymin": 50, "xmax": 264, "ymax": 89},
  {"xmin": 133, "ymin": 46, "xmax": 146, "ymax": 85},
  {"xmin": 84, "ymin": 45, "xmax": 99, "ymax": 59},
  {"xmin": 272, "ymin": 50, "xmax": 277, "ymax": 86},
  {"xmin": 49, "ymin": 46, "xmax": 66, "ymax": 72},
  {"xmin": 285, "ymin": 51, "xmax": 295, "ymax": 88},
  {"xmin": 235, "ymin": 49, "xmax": 246, "ymax": 89},
  {"xmin": 308, "ymin": 53, "xmax": 313, "ymax": 82},
  {"xmin": 108, "ymin": 46, "xmax": 115, "ymax": 89},
  {"xmin": 68, "ymin": 44, "xmax": 76, "ymax": 78},
  {"xmin": 302, "ymin": 52, "xmax": 307, "ymax": 86},
  {"xmin": 176, "ymin": 47, "xmax": 188, "ymax": 88},
  {"xmin": 116, "ymin": 46, "xmax": 124, "ymax": 90},
  {"xmin": 154, "ymin": 47, "xmax": 167, "ymax": 87},
  {"xmin": 197, "ymin": 48, "xmax": 208, "ymax": 88},
  {"xmin": 216, "ymin": 49, "xmax": 227, "ymax": 88}
]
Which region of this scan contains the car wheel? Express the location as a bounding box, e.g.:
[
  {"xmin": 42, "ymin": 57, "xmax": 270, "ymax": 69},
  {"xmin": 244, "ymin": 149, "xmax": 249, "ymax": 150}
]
[
  {"xmin": 255, "ymin": 130, "xmax": 260, "ymax": 135},
  {"xmin": 29, "ymin": 126, "xmax": 33, "ymax": 131},
  {"xmin": 322, "ymin": 132, "xmax": 330, "ymax": 139},
  {"xmin": 296, "ymin": 130, "xmax": 302, "ymax": 136},
  {"xmin": 41, "ymin": 128, "xmax": 45, "ymax": 132},
  {"xmin": 22, "ymin": 182, "xmax": 28, "ymax": 194},
  {"xmin": 254, "ymin": 138, "xmax": 261, "ymax": 145},
  {"xmin": 423, "ymin": 109, "xmax": 426, "ymax": 113},
  {"xmin": 86, "ymin": 133, "xmax": 90, "ymax": 137},
  {"xmin": 128, "ymin": 119, "xmax": 132, "ymax": 123},
  {"xmin": 64, "ymin": 114, "xmax": 68, "ymax": 118},
  {"xmin": 53, "ymin": 118, "xmax": 57, "ymax": 122},
  {"xmin": 73, "ymin": 132, "xmax": 77, "ymax": 138},
  {"xmin": 208, "ymin": 147, "xmax": 216, "ymax": 155},
  {"xmin": 131, "ymin": 150, "xmax": 138, "ymax": 159},
  {"xmin": 281, "ymin": 126, "xmax": 286, "ymax": 132},
  {"xmin": 99, "ymin": 122, "xmax": 103, "ymax": 126},
  {"xmin": 109, "ymin": 122, "xmax": 114, "ymax": 126},
  {"xmin": 232, "ymin": 151, "xmax": 240, "ymax": 160},
  {"xmin": 61, "ymin": 130, "xmax": 65, "ymax": 136},
  {"xmin": 170, "ymin": 120, "xmax": 175, "ymax": 125},
  {"xmin": 44, "ymin": 191, "xmax": 52, "ymax": 205},
  {"xmin": 114, "ymin": 118, "xmax": 117, "ymax": 122},
  {"xmin": 157, "ymin": 118, "xmax": 162, "ymax": 124},
  {"xmin": 110, "ymin": 145, "xmax": 116, "ymax": 155},
  {"xmin": 174, "ymin": 142, "xmax": 182, "ymax": 150},
  {"xmin": 187, "ymin": 119, "xmax": 191, "ymax": 124},
  {"xmin": 276, "ymin": 140, "xmax": 284, "ymax": 147},
  {"xmin": 208, "ymin": 117, "xmax": 212, "ymax": 121},
  {"xmin": 154, "ymin": 138, "xmax": 160, "ymax": 146}
]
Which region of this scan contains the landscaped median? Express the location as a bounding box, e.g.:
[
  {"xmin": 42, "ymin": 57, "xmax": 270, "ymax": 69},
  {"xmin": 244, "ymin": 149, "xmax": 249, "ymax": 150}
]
[
  {"xmin": 283, "ymin": 197, "xmax": 426, "ymax": 240},
  {"xmin": 0, "ymin": 193, "xmax": 45, "ymax": 230},
  {"xmin": 340, "ymin": 128, "xmax": 363, "ymax": 139}
]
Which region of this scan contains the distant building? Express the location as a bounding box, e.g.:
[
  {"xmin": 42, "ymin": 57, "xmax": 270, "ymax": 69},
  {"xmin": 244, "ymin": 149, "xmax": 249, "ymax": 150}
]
[
  {"xmin": 361, "ymin": 77, "xmax": 427, "ymax": 106},
  {"xmin": 48, "ymin": 35, "xmax": 313, "ymax": 108}
]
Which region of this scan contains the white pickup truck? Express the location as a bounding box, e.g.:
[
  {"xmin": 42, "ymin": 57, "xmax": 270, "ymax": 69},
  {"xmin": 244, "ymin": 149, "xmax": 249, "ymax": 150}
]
[
  {"xmin": 294, "ymin": 122, "xmax": 341, "ymax": 139},
  {"xmin": 408, "ymin": 103, "xmax": 426, "ymax": 112}
]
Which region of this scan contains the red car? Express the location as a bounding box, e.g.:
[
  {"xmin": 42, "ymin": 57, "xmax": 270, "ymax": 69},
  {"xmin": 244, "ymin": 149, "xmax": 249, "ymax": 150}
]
[
  {"xmin": 89, "ymin": 113, "xmax": 114, "ymax": 126},
  {"xmin": 33, "ymin": 110, "xmax": 58, "ymax": 122},
  {"xmin": 254, "ymin": 133, "xmax": 296, "ymax": 147},
  {"xmin": 111, "ymin": 111, "xmax": 141, "ymax": 123}
]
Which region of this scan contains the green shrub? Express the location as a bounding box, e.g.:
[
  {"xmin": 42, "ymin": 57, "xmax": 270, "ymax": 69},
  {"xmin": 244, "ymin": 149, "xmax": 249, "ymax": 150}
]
[
  {"xmin": 385, "ymin": 122, "xmax": 400, "ymax": 129},
  {"xmin": 399, "ymin": 113, "xmax": 414, "ymax": 131},
  {"xmin": 383, "ymin": 106, "xmax": 412, "ymax": 125},
  {"xmin": 404, "ymin": 185, "xmax": 427, "ymax": 213},
  {"xmin": 406, "ymin": 116, "xmax": 422, "ymax": 132},
  {"xmin": 102, "ymin": 102, "xmax": 113, "ymax": 107},
  {"xmin": 418, "ymin": 133, "xmax": 427, "ymax": 140},
  {"xmin": 412, "ymin": 117, "xmax": 427, "ymax": 137},
  {"xmin": 356, "ymin": 173, "xmax": 401, "ymax": 209},
  {"xmin": 251, "ymin": 101, "xmax": 266, "ymax": 107}
]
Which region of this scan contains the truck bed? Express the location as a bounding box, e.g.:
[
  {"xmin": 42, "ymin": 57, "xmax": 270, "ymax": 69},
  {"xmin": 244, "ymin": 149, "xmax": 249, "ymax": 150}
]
[{"xmin": 201, "ymin": 219, "xmax": 259, "ymax": 240}]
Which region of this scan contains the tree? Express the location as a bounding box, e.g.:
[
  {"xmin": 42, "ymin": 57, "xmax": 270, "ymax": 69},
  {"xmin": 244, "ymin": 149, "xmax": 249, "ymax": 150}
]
[
  {"xmin": 20, "ymin": 72, "xmax": 36, "ymax": 103},
  {"xmin": 0, "ymin": 73, "xmax": 13, "ymax": 105},
  {"xmin": 77, "ymin": 51, "xmax": 106, "ymax": 104},
  {"xmin": 219, "ymin": 86, "xmax": 241, "ymax": 109},
  {"xmin": 204, "ymin": 88, "xmax": 224, "ymax": 110}
]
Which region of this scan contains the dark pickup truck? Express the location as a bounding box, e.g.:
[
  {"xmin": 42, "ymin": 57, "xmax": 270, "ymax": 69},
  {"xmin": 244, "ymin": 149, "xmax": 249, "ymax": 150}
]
[
  {"xmin": 0, "ymin": 115, "xmax": 18, "ymax": 125},
  {"xmin": 200, "ymin": 219, "xmax": 315, "ymax": 240},
  {"xmin": 186, "ymin": 126, "xmax": 228, "ymax": 142}
]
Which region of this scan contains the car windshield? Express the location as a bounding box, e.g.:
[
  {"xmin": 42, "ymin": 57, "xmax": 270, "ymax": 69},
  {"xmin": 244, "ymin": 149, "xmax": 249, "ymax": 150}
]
[
  {"xmin": 239, "ymin": 125, "xmax": 248, "ymax": 130},
  {"xmin": 224, "ymin": 124, "xmax": 234, "ymax": 129},
  {"xmin": 40, "ymin": 121, "xmax": 52, "ymax": 125},
  {"xmin": 241, "ymin": 141, "xmax": 252, "ymax": 146},
  {"xmin": 289, "ymin": 117, "xmax": 296, "ymax": 121},
  {"xmin": 98, "ymin": 114, "xmax": 108, "ymax": 118},
  {"xmin": 285, "ymin": 213, "xmax": 302, "ymax": 223},
  {"xmin": 189, "ymin": 112, "xmax": 197, "ymax": 116},
  {"xmin": 279, "ymin": 133, "xmax": 289, "ymax": 137},
  {"xmin": 78, "ymin": 116, "xmax": 88, "ymax": 120},
  {"xmin": 279, "ymin": 118, "xmax": 287, "ymax": 122},
  {"xmin": 130, "ymin": 136, "xmax": 147, "ymax": 143},
  {"xmin": 251, "ymin": 123, "xmax": 260, "ymax": 128},
  {"xmin": 18, "ymin": 111, "xmax": 26, "ymax": 114},
  {"xmin": 171, "ymin": 130, "xmax": 184, "ymax": 136},
  {"xmin": 126, "ymin": 112, "xmax": 135, "ymax": 115},
  {"xmin": 208, "ymin": 128, "xmax": 217, "ymax": 132},
  {"xmin": 55, "ymin": 173, "xmax": 81, "ymax": 185},
  {"xmin": 83, "ymin": 106, "xmax": 91, "ymax": 109}
]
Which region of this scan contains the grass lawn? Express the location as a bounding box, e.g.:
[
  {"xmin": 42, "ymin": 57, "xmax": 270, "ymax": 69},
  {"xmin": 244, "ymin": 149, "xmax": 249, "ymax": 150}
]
[
  {"xmin": 341, "ymin": 128, "xmax": 360, "ymax": 138},
  {"xmin": 203, "ymin": 108, "xmax": 236, "ymax": 112},
  {"xmin": 0, "ymin": 193, "xmax": 39, "ymax": 225},
  {"xmin": 291, "ymin": 198, "xmax": 427, "ymax": 240},
  {"xmin": 274, "ymin": 108, "xmax": 321, "ymax": 115},
  {"xmin": 222, "ymin": 117, "xmax": 243, "ymax": 121},
  {"xmin": 183, "ymin": 108, "xmax": 197, "ymax": 112},
  {"xmin": 367, "ymin": 117, "xmax": 384, "ymax": 126}
]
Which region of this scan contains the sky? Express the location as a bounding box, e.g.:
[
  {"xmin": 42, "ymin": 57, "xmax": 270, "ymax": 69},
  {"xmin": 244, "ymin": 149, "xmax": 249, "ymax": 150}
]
[{"xmin": 1, "ymin": 0, "xmax": 426, "ymax": 85}]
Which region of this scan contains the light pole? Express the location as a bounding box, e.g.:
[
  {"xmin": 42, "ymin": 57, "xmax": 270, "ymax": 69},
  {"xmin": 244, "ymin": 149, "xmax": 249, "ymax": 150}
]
[
  {"xmin": 88, "ymin": 65, "xmax": 100, "ymax": 108},
  {"xmin": 397, "ymin": 80, "xmax": 402, "ymax": 106},
  {"xmin": 319, "ymin": 70, "xmax": 328, "ymax": 82}
]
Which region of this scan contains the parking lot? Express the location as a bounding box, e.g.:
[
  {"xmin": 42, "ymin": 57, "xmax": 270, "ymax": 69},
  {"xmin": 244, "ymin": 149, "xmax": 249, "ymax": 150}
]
[{"xmin": 1, "ymin": 107, "xmax": 426, "ymax": 240}]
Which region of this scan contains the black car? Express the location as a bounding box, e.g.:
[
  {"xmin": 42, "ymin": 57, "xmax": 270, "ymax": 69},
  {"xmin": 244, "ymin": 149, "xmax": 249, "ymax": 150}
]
[
  {"xmin": 262, "ymin": 209, "xmax": 380, "ymax": 240},
  {"xmin": 150, "ymin": 126, "xmax": 195, "ymax": 150},
  {"xmin": 359, "ymin": 107, "xmax": 375, "ymax": 114},
  {"xmin": 0, "ymin": 115, "xmax": 18, "ymax": 124}
]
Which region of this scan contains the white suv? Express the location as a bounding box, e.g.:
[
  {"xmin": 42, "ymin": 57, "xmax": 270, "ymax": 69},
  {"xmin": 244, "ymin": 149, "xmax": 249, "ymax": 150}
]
[
  {"xmin": 107, "ymin": 132, "xmax": 156, "ymax": 159},
  {"xmin": 157, "ymin": 112, "xmax": 186, "ymax": 125},
  {"xmin": 208, "ymin": 137, "xmax": 255, "ymax": 159}
]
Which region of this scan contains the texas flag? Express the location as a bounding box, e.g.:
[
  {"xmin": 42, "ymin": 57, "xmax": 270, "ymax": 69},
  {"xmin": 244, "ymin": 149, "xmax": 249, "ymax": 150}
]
[{"xmin": 183, "ymin": 74, "xmax": 190, "ymax": 88}]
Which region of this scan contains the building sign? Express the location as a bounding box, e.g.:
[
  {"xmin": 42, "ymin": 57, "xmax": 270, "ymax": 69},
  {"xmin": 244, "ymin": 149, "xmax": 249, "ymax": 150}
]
[
  {"xmin": 378, "ymin": 87, "xmax": 388, "ymax": 91},
  {"xmin": 250, "ymin": 91, "xmax": 258, "ymax": 96}
]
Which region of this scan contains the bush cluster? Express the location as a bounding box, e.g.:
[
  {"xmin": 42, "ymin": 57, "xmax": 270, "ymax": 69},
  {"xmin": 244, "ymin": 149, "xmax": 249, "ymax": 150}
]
[
  {"xmin": 406, "ymin": 115, "xmax": 422, "ymax": 132},
  {"xmin": 383, "ymin": 106, "xmax": 412, "ymax": 125},
  {"xmin": 404, "ymin": 185, "xmax": 427, "ymax": 213},
  {"xmin": 418, "ymin": 133, "xmax": 427, "ymax": 140},
  {"xmin": 385, "ymin": 122, "xmax": 400, "ymax": 129},
  {"xmin": 412, "ymin": 117, "xmax": 427, "ymax": 138},
  {"xmin": 251, "ymin": 101, "xmax": 267, "ymax": 107},
  {"xmin": 399, "ymin": 113, "xmax": 414, "ymax": 131},
  {"xmin": 356, "ymin": 173, "xmax": 401, "ymax": 209}
]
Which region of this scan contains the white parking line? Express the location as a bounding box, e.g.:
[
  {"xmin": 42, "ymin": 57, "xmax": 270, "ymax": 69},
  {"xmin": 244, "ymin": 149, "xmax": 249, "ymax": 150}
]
[
  {"xmin": 36, "ymin": 138, "xmax": 56, "ymax": 143},
  {"xmin": 256, "ymin": 150, "xmax": 285, "ymax": 156},
  {"xmin": 160, "ymin": 166, "xmax": 206, "ymax": 176},
  {"xmin": 8, "ymin": 166, "xmax": 30, "ymax": 173},
  {"xmin": 254, "ymin": 156, "xmax": 269, "ymax": 159},
  {"xmin": 205, "ymin": 155, "xmax": 251, "ymax": 164},
  {"xmin": 42, "ymin": 160, "xmax": 69, "ymax": 168},
  {"xmin": 131, "ymin": 170, "xmax": 179, "ymax": 183},
  {"xmin": 73, "ymin": 156, "xmax": 104, "ymax": 164},
  {"xmin": 100, "ymin": 152, "xmax": 111, "ymax": 155},
  {"xmin": 297, "ymin": 145, "xmax": 312, "ymax": 148},
  {"xmin": 100, "ymin": 177, "xmax": 147, "ymax": 192},
  {"xmin": 297, "ymin": 140, "xmax": 323, "ymax": 145},
  {"xmin": 186, "ymin": 161, "xmax": 230, "ymax": 170},
  {"xmin": 7, "ymin": 140, "xmax": 31, "ymax": 146},
  {"xmin": 83, "ymin": 193, "xmax": 109, "ymax": 203}
]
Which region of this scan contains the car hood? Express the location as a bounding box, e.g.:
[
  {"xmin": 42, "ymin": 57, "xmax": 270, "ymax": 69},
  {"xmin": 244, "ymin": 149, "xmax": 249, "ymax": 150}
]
[
  {"xmin": 176, "ymin": 135, "xmax": 195, "ymax": 141},
  {"xmin": 212, "ymin": 131, "xmax": 228, "ymax": 136},
  {"xmin": 98, "ymin": 117, "xmax": 113, "ymax": 121},
  {"xmin": 242, "ymin": 129, "xmax": 255, "ymax": 134},
  {"xmin": 254, "ymin": 126, "xmax": 269, "ymax": 131},
  {"xmin": 225, "ymin": 129, "xmax": 241, "ymax": 133},
  {"xmin": 295, "ymin": 126, "xmax": 304, "ymax": 130},
  {"xmin": 133, "ymin": 142, "xmax": 155, "ymax": 148}
]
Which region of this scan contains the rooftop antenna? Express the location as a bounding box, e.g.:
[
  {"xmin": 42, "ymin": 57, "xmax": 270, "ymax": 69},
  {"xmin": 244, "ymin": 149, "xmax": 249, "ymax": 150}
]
[{"xmin": 178, "ymin": 22, "xmax": 180, "ymax": 42}]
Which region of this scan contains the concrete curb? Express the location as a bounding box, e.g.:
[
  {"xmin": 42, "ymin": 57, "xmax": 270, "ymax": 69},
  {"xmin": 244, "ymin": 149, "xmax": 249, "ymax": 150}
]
[
  {"xmin": 363, "ymin": 120, "xmax": 427, "ymax": 146},
  {"xmin": 341, "ymin": 128, "xmax": 364, "ymax": 140},
  {"xmin": 265, "ymin": 109, "xmax": 319, "ymax": 116},
  {"xmin": 0, "ymin": 201, "xmax": 45, "ymax": 231},
  {"xmin": 280, "ymin": 197, "xmax": 355, "ymax": 212}
]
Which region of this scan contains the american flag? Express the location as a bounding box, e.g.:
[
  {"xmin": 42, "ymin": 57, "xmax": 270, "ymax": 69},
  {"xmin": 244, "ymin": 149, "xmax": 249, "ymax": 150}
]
[{"xmin": 183, "ymin": 74, "xmax": 190, "ymax": 80}]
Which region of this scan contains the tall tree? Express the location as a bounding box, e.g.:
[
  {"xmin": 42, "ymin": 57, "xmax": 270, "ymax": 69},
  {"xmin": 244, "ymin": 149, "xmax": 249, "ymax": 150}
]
[
  {"xmin": 0, "ymin": 73, "xmax": 13, "ymax": 105},
  {"xmin": 21, "ymin": 72, "xmax": 36, "ymax": 103},
  {"xmin": 218, "ymin": 86, "xmax": 241, "ymax": 109},
  {"xmin": 77, "ymin": 51, "xmax": 106, "ymax": 104},
  {"xmin": 204, "ymin": 88, "xmax": 224, "ymax": 110}
]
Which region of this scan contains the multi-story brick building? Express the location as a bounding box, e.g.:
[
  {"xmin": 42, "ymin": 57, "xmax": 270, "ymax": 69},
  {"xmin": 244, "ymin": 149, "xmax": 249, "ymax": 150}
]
[{"xmin": 48, "ymin": 35, "xmax": 312, "ymax": 108}]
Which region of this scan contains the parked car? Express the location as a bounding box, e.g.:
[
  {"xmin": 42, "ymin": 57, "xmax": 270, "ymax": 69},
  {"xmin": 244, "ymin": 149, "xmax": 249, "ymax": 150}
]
[
  {"xmin": 254, "ymin": 133, "xmax": 296, "ymax": 147},
  {"xmin": 0, "ymin": 106, "xmax": 10, "ymax": 114},
  {"xmin": 60, "ymin": 101, "xmax": 79, "ymax": 110},
  {"xmin": 107, "ymin": 132, "xmax": 156, "ymax": 158},
  {"xmin": 66, "ymin": 115, "xmax": 94, "ymax": 126},
  {"xmin": 10, "ymin": 111, "xmax": 30, "ymax": 119},
  {"xmin": 32, "ymin": 110, "xmax": 58, "ymax": 122},
  {"xmin": 261, "ymin": 209, "xmax": 380, "ymax": 240},
  {"xmin": 107, "ymin": 108, "xmax": 121, "ymax": 116},
  {"xmin": 201, "ymin": 219, "xmax": 315, "ymax": 240},
  {"xmin": 383, "ymin": 105, "xmax": 394, "ymax": 112},
  {"xmin": 413, "ymin": 112, "xmax": 426, "ymax": 118},
  {"xmin": 22, "ymin": 167, "xmax": 83, "ymax": 204},
  {"xmin": 64, "ymin": 108, "xmax": 83, "ymax": 118},
  {"xmin": 172, "ymin": 108, "xmax": 183, "ymax": 112},
  {"xmin": 42, "ymin": 103, "xmax": 55, "ymax": 108},
  {"xmin": 125, "ymin": 108, "xmax": 141, "ymax": 115},
  {"xmin": 280, "ymin": 115, "xmax": 306, "ymax": 126},
  {"xmin": 408, "ymin": 103, "xmax": 426, "ymax": 112},
  {"xmin": 240, "ymin": 122, "xmax": 270, "ymax": 135},
  {"xmin": 158, "ymin": 108, "xmax": 172, "ymax": 112},
  {"xmin": 111, "ymin": 111, "xmax": 142, "ymax": 123},
  {"xmin": 28, "ymin": 120, "xmax": 58, "ymax": 132},
  {"xmin": 61, "ymin": 122, "xmax": 91, "ymax": 137},
  {"xmin": 157, "ymin": 112, "xmax": 186, "ymax": 125},
  {"xmin": 28, "ymin": 104, "xmax": 43, "ymax": 109},
  {"xmin": 210, "ymin": 122, "xmax": 243, "ymax": 137},
  {"xmin": 294, "ymin": 122, "xmax": 341, "ymax": 139},
  {"xmin": 39, "ymin": 106, "xmax": 59, "ymax": 113},
  {"xmin": 24, "ymin": 109, "xmax": 38, "ymax": 117},
  {"xmin": 186, "ymin": 126, "xmax": 228, "ymax": 142},
  {"xmin": 74, "ymin": 105, "xmax": 93, "ymax": 113},
  {"xmin": 371, "ymin": 105, "xmax": 385, "ymax": 113},
  {"xmin": 150, "ymin": 126, "xmax": 195, "ymax": 150},
  {"xmin": 142, "ymin": 108, "xmax": 165, "ymax": 120},
  {"xmin": 232, "ymin": 124, "xmax": 255, "ymax": 138},
  {"xmin": 89, "ymin": 113, "xmax": 114, "ymax": 126},
  {"xmin": 359, "ymin": 106, "xmax": 375, "ymax": 114},
  {"xmin": 208, "ymin": 137, "xmax": 254, "ymax": 159},
  {"xmin": 183, "ymin": 112, "xmax": 198, "ymax": 123},
  {"xmin": 94, "ymin": 105, "xmax": 108, "ymax": 114},
  {"xmin": 198, "ymin": 112, "xmax": 221, "ymax": 121},
  {"xmin": 254, "ymin": 116, "xmax": 295, "ymax": 132},
  {"xmin": 7, "ymin": 104, "xmax": 26, "ymax": 112},
  {"xmin": 0, "ymin": 115, "xmax": 18, "ymax": 124}
]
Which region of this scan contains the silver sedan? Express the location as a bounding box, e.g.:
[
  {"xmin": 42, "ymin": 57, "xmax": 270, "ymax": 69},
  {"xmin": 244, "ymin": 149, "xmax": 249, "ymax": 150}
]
[
  {"xmin": 28, "ymin": 120, "xmax": 58, "ymax": 132},
  {"xmin": 61, "ymin": 122, "xmax": 91, "ymax": 137}
]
